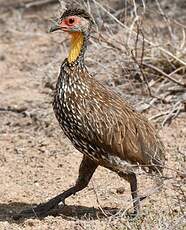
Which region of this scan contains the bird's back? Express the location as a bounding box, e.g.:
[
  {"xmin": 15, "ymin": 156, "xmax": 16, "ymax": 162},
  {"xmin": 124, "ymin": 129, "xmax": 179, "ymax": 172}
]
[{"xmin": 53, "ymin": 60, "xmax": 165, "ymax": 174}]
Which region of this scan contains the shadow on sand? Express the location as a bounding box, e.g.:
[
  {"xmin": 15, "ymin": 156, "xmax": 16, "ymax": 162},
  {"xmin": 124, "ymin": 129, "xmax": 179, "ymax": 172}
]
[{"xmin": 0, "ymin": 202, "xmax": 119, "ymax": 222}]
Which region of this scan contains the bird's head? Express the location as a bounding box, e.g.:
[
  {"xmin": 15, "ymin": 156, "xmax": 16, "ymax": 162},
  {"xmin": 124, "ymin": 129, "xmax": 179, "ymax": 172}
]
[
  {"xmin": 50, "ymin": 8, "xmax": 93, "ymax": 63},
  {"xmin": 50, "ymin": 8, "xmax": 93, "ymax": 34}
]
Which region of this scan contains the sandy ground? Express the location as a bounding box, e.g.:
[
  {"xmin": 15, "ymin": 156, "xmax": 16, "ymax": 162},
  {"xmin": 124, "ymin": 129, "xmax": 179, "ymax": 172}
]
[{"xmin": 0, "ymin": 1, "xmax": 185, "ymax": 230}]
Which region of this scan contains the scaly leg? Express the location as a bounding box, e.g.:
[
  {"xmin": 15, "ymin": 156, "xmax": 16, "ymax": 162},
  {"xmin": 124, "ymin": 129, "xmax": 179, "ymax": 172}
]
[
  {"xmin": 13, "ymin": 155, "xmax": 98, "ymax": 220},
  {"xmin": 117, "ymin": 171, "xmax": 140, "ymax": 216}
]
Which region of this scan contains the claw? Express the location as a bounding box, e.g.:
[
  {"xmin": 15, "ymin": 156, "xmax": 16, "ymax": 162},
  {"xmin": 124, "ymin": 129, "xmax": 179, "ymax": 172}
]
[{"xmin": 126, "ymin": 210, "xmax": 141, "ymax": 221}]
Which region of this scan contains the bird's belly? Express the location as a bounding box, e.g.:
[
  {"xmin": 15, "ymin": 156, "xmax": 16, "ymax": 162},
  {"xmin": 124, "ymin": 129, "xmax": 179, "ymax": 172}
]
[
  {"xmin": 53, "ymin": 96, "xmax": 139, "ymax": 172},
  {"xmin": 61, "ymin": 121, "xmax": 102, "ymax": 161},
  {"xmin": 53, "ymin": 103, "xmax": 98, "ymax": 160},
  {"xmin": 55, "ymin": 111, "xmax": 136, "ymax": 171}
]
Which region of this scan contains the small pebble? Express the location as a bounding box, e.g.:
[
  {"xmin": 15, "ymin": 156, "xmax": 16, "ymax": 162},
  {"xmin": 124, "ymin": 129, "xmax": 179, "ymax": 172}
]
[{"xmin": 116, "ymin": 187, "xmax": 125, "ymax": 194}]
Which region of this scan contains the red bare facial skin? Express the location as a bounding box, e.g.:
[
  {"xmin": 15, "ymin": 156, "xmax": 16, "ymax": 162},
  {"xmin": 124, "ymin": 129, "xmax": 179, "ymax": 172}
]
[{"xmin": 60, "ymin": 16, "xmax": 81, "ymax": 31}]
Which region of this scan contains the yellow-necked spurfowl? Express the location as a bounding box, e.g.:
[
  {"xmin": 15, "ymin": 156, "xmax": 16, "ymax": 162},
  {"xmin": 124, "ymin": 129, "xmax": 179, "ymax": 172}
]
[{"xmin": 14, "ymin": 8, "xmax": 165, "ymax": 219}]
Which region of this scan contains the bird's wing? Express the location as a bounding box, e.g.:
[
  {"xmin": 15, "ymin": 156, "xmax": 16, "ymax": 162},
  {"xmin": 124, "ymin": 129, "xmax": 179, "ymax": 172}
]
[{"xmin": 78, "ymin": 77, "xmax": 164, "ymax": 166}]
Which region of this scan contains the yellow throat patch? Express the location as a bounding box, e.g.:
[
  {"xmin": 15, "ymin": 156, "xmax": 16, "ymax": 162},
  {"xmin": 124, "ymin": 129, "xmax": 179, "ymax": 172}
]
[{"xmin": 68, "ymin": 32, "xmax": 84, "ymax": 63}]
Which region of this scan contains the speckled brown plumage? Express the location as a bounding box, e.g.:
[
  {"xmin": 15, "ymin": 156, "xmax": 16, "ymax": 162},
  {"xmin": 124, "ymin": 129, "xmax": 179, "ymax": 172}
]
[
  {"xmin": 53, "ymin": 59, "xmax": 164, "ymax": 173},
  {"xmin": 14, "ymin": 8, "xmax": 165, "ymax": 220}
]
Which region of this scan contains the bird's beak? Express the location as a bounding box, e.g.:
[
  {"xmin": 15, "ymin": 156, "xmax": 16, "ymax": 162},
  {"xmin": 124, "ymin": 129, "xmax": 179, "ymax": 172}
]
[{"xmin": 49, "ymin": 19, "xmax": 61, "ymax": 33}]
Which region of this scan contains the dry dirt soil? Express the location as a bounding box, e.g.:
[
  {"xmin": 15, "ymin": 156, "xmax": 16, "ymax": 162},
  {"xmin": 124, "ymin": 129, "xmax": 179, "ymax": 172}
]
[{"xmin": 0, "ymin": 1, "xmax": 185, "ymax": 230}]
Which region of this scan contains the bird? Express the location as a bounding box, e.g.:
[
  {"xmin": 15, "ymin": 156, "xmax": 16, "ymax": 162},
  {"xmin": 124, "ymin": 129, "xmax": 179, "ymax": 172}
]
[{"xmin": 14, "ymin": 7, "xmax": 165, "ymax": 219}]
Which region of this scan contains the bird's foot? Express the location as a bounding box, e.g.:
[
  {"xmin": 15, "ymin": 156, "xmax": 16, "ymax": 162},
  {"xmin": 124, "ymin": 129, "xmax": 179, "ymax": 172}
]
[
  {"xmin": 13, "ymin": 199, "xmax": 65, "ymax": 220},
  {"xmin": 126, "ymin": 209, "xmax": 141, "ymax": 221}
]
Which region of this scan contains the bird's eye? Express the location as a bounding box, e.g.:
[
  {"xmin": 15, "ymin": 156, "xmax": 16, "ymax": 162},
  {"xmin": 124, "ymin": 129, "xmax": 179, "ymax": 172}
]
[{"xmin": 68, "ymin": 18, "xmax": 75, "ymax": 24}]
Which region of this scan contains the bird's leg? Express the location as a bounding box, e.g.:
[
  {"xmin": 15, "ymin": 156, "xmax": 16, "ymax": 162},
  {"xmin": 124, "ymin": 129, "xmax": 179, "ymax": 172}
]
[
  {"xmin": 127, "ymin": 173, "xmax": 140, "ymax": 216},
  {"xmin": 13, "ymin": 155, "xmax": 98, "ymax": 220},
  {"xmin": 117, "ymin": 172, "xmax": 140, "ymax": 217}
]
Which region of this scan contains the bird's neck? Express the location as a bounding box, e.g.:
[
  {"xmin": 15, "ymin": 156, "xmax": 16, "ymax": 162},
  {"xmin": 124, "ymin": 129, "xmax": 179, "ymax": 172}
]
[{"xmin": 68, "ymin": 32, "xmax": 88, "ymax": 64}]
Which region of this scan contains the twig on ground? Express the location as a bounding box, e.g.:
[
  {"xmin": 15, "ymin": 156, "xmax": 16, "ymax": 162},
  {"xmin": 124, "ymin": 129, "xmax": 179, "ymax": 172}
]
[
  {"xmin": 92, "ymin": 0, "xmax": 186, "ymax": 66},
  {"xmin": 0, "ymin": 0, "xmax": 58, "ymax": 10},
  {"xmin": 143, "ymin": 63, "xmax": 186, "ymax": 87},
  {"xmin": 91, "ymin": 180, "xmax": 108, "ymax": 218},
  {"xmin": 91, "ymin": 33, "xmax": 123, "ymax": 52},
  {"xmin": 155, "ymin": 0, "xmax": 174, "ymax": 40},
  {"xmin": 149, "ymin": 101, "xmax": 185, "ymax": 125},
  {"xmin": 131, "ymin": 21, "xmax": 153, "ymax": 97},
  {"xmin": 162, "ymin": 101, "xmax": 183, "ymax": 126},
  {"xmin": 138, "ymin": 98, "xmax": 158, "ymax": 112},
  {"xmin": 0, "ymin": 106, "xmax": 27, "ymax": 114},
  {"xmin": 149, "ymin": 111, "xmax": 169, "ymax": 121}
]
